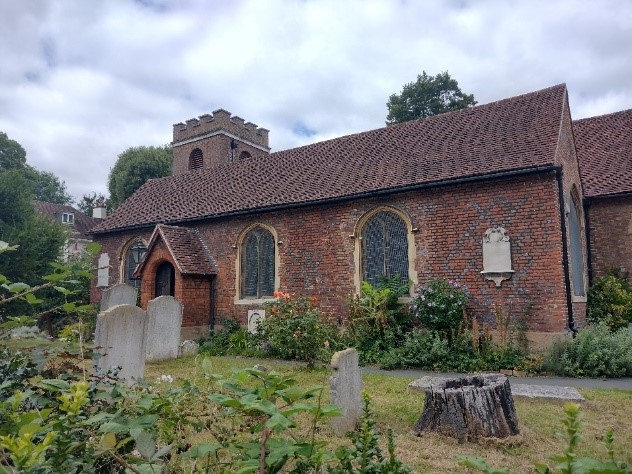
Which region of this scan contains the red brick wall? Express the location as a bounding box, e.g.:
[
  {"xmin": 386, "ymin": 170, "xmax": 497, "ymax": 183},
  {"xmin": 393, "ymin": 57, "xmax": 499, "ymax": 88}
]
[
  {"xmin": 93, "ymin": 172, "xmax": 570, "ymax": 335},
  {"xmin": 90, "ymin": 230, "xmax": 153, "ymax": 304},
  {"xmin": 137, "ymin": 239, "xmax": 212, "ymax": 329},
  {"xmin": 587, "ymin": 196, "xmax": 632, "ymax": 279}
]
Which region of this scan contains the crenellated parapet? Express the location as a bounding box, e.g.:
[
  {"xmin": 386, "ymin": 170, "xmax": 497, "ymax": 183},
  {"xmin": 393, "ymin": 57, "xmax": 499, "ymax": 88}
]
[{"xmin": 173, "ymin": 109, "xmax": 269, "ymax": 149}]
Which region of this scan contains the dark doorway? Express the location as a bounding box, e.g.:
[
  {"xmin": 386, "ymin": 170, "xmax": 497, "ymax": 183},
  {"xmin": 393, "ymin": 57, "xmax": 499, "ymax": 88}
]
[{"xmin": 155, "ymin": 261, "xmax": 175, "ymax": 297}]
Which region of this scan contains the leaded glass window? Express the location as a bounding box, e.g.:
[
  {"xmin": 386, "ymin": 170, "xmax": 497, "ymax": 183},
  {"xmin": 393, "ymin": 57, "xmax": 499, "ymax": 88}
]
[
  {"xmin": 241, "ymin": 227, "xmax": 275, "ymax": 298},
  {"xmin": 568, "ymin": 193, "xmax": 585, "ymax": 296},
  {"xmin": 361, "ymin": 210, "xmax": 409, "ymax": 287},
  {"xmin": 124, "ymin": 240, "xmax": 147, "ymax": 288}
]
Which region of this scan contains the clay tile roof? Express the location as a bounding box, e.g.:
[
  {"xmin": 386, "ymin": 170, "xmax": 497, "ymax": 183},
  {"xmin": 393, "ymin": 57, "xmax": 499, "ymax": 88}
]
[
  {"xmin": 574, "ymin": 109, "xmax": 632, "ymax": 198},
  {"xmin": 33, "ymin": 201, "xmax": 99, "ymax": 239},
  {"xmin": 137, "ymin": 224, "xmax": 217, "ymax": 276},
  {"xmin": 91, "ymin": 84, "xmax": 567, "ymax": 234}
]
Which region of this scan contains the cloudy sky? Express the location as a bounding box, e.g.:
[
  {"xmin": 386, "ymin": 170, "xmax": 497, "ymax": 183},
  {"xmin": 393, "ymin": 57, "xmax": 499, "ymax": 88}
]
[{"xmin": 1, "ymin": 0, "xmax": 631, "ymax": 202}]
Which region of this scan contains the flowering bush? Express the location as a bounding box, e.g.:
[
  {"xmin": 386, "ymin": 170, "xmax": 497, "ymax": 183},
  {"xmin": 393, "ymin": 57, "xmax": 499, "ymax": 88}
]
[
  {"xmin": 261, "ymin": 292, "xmax": 340, "ymax": 366},
  {"xmin": 410, "ymin": 279, "xmax": 469, "ymax": 335}
]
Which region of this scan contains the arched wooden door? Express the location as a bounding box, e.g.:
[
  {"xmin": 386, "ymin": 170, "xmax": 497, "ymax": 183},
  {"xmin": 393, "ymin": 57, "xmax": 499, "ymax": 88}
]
[{"xmin": 155, "ymin": 261, "xmax": 175, "ymax": 297}]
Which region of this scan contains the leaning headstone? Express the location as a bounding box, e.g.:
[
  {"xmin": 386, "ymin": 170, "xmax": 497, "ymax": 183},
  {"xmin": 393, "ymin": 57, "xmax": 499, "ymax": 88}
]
[
  {"xmin": 95, "ymin": 304, "xmax": 148, "ymax": 386},
  {"xmin": 146, "ymin": 296, "xmax": 183, "ymax": 362},
  {"xmin": 179, "ymin": 340, "xmax": 199, "ymax": 357},
  {"xmin": 100, "ymin": 283, "xmax": 138, "ymax": 312},
  {"xmin": 330, "ymin": 348, "xmax": 362, "ymax": 436}
]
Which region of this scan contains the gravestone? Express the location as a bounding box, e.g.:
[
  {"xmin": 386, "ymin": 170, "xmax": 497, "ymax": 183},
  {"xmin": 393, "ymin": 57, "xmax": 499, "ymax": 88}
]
[
  {"xmin": 97, "ymin": 253, "xmax": 110, "ymax": 287},
  {"xmin": 95, "ymin": 304, "xmax": 148, "ymax": 386},
  {"xmin": 100, "ymin": 283, "xmax": 137, "ymax": 312},
  {"xmin": 330, "ymin": 348, "xmax": 362, "ymax": 436},
  {"xmin": 146, "ymin": 296, "xmax": 183, "ymax": 362},
  {"xmin": 247, "ymin": 309, "xmax": 265, "ymax": 333},
  {"xmin": 179, "ymin": 340, "xmax": 199, "ymax": 357}
]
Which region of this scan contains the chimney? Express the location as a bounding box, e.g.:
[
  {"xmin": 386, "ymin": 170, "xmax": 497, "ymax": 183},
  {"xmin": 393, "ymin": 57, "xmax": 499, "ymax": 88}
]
[{"xmin": 93, "ymin": 199, "xmax": 106, "ymax": 219}]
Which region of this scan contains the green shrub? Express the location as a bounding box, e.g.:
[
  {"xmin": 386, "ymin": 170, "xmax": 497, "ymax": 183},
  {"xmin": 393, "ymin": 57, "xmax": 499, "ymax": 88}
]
[
  {"xmin": 410, "ymin": 279, "xmax": 468, "ymax": 338},
  {"xmin": 0, "ymin": 349, "xmax": 38, "ymax": 401},
  {"xmin": 543, "ymin": 324, "xmax": 632, "ymax": 377},
  {"xmin": 344, "ymin": 277, "xmax": 410, "ymax": 365},
  {"xmin": 587, "ymin": 270, "xmax": 632, "ymax": 331},
  {"xmin": 204, "ymin": 319, "xmax": 240, "ymax": 352},
  {"xmin": 261, "ymin": 293, "xmax": 341, "ymax": 366}
]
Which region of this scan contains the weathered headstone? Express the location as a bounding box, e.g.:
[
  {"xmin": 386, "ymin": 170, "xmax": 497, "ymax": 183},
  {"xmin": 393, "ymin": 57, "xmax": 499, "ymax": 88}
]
[
  {"xmin": 100, "ymin": 283, "xmax": 138, "ymax": 312},
  {"xmin": 95, "ymin": 304, "xmax": 148, "ymax": 386},
  {"xmin": 146, "ymin": 296, "xmax": 183, "ymax": 362},
  {"xmin": 97, "ymin": 253, "xmax": 110, "ymax": 287},
  {"xmin": 330, "ymin": 348, "xmax": 362, "ymax": 436},
  {"xmin": 247, "ymin": 309, "xmax": 265, "ymax": 334},
  {"xmin": 179, "ymin": 340, "xmax": 199, "ymax": 357}
]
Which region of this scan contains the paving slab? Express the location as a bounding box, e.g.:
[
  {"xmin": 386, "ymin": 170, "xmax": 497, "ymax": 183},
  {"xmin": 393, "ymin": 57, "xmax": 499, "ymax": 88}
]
[{"xmin": 408, "ymin": 376, "xmax": 585, "ymax": 402}]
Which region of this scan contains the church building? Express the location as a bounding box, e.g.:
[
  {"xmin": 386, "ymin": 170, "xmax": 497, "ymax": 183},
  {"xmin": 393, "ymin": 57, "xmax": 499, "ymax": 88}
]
[{"xmin": 89, "ymin": 84, "xmax": 632, "ymax": 347}]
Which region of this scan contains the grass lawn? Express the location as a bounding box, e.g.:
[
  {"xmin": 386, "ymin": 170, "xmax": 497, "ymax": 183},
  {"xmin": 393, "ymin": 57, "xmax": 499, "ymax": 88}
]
[{"xmin": 146, "ymin": 355, "xmax": 632, "ymax": 473}]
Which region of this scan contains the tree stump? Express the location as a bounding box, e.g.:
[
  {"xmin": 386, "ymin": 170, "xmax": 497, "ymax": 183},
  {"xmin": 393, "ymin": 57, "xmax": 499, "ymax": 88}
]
[{"xmin": 412, "ymin": 374, "xmax": 519, "ymax": 441}]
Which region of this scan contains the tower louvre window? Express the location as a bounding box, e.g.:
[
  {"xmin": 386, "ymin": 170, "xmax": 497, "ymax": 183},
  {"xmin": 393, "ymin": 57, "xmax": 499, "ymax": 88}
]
[{"xmin": 189, "ymin": 148, "xmax": 203, "ymax": 171}]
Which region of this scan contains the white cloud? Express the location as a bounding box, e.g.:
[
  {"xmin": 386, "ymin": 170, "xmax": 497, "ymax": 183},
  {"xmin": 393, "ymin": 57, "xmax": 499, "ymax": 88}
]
[{"xmin": 1, "ymin": 0, "xmax": 631, "ymax": 202}]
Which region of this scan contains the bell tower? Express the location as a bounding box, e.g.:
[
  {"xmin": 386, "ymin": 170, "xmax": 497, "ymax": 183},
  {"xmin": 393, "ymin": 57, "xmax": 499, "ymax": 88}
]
[{"xmin": 171, "ymin": 109, "xmax": 270, "ymax": 176}]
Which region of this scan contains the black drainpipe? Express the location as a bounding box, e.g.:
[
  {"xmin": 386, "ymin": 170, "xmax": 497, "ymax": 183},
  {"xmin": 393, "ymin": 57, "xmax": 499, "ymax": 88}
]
[
  {"xmin": 583, "ymin": 199, "xmax": 594, "ymax": 285},
  {"xmin": 209, "ymin": 276, "xmax": 217, "ymax": 331},
  {"xmin": 555, "ymin": 168, "xmax": 577, "ymax": 335}
]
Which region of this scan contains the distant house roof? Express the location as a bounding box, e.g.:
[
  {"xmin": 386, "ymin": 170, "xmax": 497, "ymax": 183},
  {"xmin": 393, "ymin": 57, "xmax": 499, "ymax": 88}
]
[
  {"xmin": 91, "ymin": 84, "xmax": 568, "ymax": 235},
  {"xmin": 135, "ymin": 224, "xmax": 218, "ymax": 277},
  {"xmin": 574, "ymin": 109, "xmax": 632, "ymax": 199},
  {"xmin": 33, "ymin": 201, "xmax": 99, "ymax": 239}
]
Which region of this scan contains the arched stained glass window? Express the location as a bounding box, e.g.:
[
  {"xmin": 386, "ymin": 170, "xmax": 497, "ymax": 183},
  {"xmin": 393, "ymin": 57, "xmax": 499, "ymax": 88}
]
[
  {"xmin": 361, "ymin": 210, "xmax": 409, "ymax": 287},
  {"xmin": 124, "ymin": 240, "xmax": 147, "ymax": 288},
  {"xmin": 189, "ymin": 148, "xmax": 203, "ymax": 171},
  {"xmin": 241, "ymin": 226, "xmax": 275, "ymax": 298}
]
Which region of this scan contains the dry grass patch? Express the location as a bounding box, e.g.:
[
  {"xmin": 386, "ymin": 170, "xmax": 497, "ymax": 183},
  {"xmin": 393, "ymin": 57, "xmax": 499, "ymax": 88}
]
[{"xmin": 145, "ymin": 356, "xmax": 632, "ymax": 473}]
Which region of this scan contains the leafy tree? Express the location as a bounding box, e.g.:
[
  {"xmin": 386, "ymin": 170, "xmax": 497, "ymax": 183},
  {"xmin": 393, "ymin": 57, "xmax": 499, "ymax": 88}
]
[
  {"xmin": 26, "ymin": 167, "xmax": 73, "ymax": 205},
  {"xmin": 0, "ymin": 131, "xmax": 72, "ymax": 204},
  {"xmin": 0, "ymin": 131, "xmax": 27, "ymax": 170},
  {"xmin": 77, "ymin": 192, "xmax": 107, "ymax": 217},
  {"xmin": 0, "ymin": 171, "xmax": 67, "ymax": 288},
  {"xmin": 107, "ymin": 145, "xmax": 172, "ymax": 210},
  {"xmin": 386, "ymin": 71, "xmax": 477, "ymax": 125}
]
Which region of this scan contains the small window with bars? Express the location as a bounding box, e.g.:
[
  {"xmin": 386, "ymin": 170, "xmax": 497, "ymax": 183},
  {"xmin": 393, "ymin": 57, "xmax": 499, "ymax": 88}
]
[
  {"xmin": 240, "ymin": 226, "xmax": 275, "ymax": 299},
  {"xmin": 189, "ymin": 148, "xmax": 203, "ymax": 171},
  {"xmin": 361, "ymin": 210, "xmax": 409, "ymax": 287}
]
